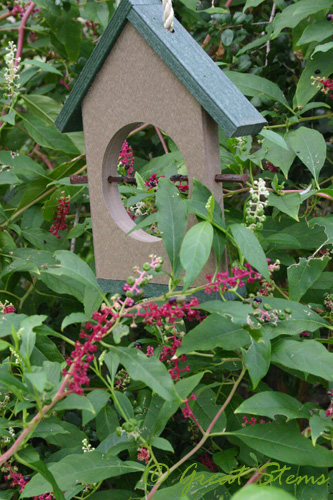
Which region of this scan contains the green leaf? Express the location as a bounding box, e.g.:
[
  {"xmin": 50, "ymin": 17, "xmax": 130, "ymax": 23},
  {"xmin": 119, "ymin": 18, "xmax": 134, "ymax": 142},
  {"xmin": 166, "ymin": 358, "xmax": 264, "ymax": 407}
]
[
  {"xmin": 46, "ymin": 250, "xmax": 102, "ymax": 295},
  {"xmin": 82, "ymin": 390, "xmax": 111, "ymax": 426},
  {"xmin": 311, "ymin": 42, "xmax": 333, "ymax": 58},
  {"xmin": 126, "ymin": 212, "xmax": 157, "ymax": 235},
  {"xmin": 156, "ymin": 178, "xmax": 187, "ymax": 273},
  {"xmin": 25, "ymin": 460, "xmax": 66, "ymax": 500},
  {"xmin": 271, "ymin": 339, "xmax": 333, "ymax": 381},
  {"xmin": 180, "ymin": 221, "xmax": 214, "ymax": 290},
  {"xmin": 222, "ymin": 29, "xmax": 234, "ymax": 47},
  {"xmin": 297, "ymin": 20, "xmax": 333, "ymax": 45},
  {"xmin": 243, "ymin": 0, "xmax": 265, "ymax": 11},
  {"xmin": 151, "ymin": 437, "xmax": 174, "ymax": 453},
  {"xmin": 230, "ymin": 224, "xmax": 270, "ymax": 281},
  {"xmin": 96, "ymin": 405, "xmax": 119, "ymax": 441},
  {"xmin": 263, "ymin": 135, "xmax": 296, "ymax": 178},
  {"xmin": 271, "ymin": 0, "xmax": 332, "ymax": 38},
  {"xmin": 309, "ymin": 413, "xmax": 333, "ymax": 445},
  {"xmin": 61, "ymin": 312, "xmax": 90, "ymax": 331},
  {"xmin": 113, "ymin": 324, "xmax": 130, "ymax": 344},
  {"xmin": 107, "ymin": 346, "xmax": 181, "ymax": 402},
  {"xmin": 54, "ymin": 394, "xmax": 96, "ymax": 414},
  {"xmin": 288, "ymin": 127, "xmax": 326, "ymax": 186},
  {"xmin": 194, "ymin": 387, "xmax": 227, "ymax": 432},
  {"xmin": 225, "ymin": 71, "xmax": 290, "ymax": 109},
  {"xmin": 20, "ymin": 315, "xmax": 47, "ymax": 361},
  {"xmin": 230, "ymin": 423, "xmax": 333, "ymax": 466},
  {"xmin": 177, "ymin": 314, "xmax": 250, "ymax": 355},
  {"xmin": 287, "ymin": 256, "xmax": 330, "ymax": 301},
  {"xmin": 243, "ymin": 333, "xmax": 271, "ymax": 390},
  {"xmin": 21, "ymin": 452, "xmax": 145, "ymax": 497},
  {"xmin": 199, "ymin": 301, "xmax": 253, "ymax": 327},
  {"xmin": 22, "ymin": 59, "xmax": 63, "ymax": 75},
  {"xmin": 1, "ymin": 111, "xmax": 16, "ymax": 125},
  {"xmin": 268, "ymin": 193, "xmax": 302, "ymax": 221},
  {"xmin": 235, "ymin": 392, "xmax": 311, "ymax": 421},
  {"xmin": 259, "ymin": 130, "xmax": 289, "ymax": 150},
  {"xmin": 0, "ymin": 151, "xmax": 47, "ymax": 179},
  {"xmin": 231, "ymin": 485, "xmax": 297, "ymax": 500},
  {"xmin": 19, "ymin": 114, "xmax": 80, "ymax": 155},
  {"xmin": 21, "ymin": 95, "xmax": 62, "ymax": 123},
  {"xmin": 294, "ymin": 51, "xmax": 333, "ymax": 107},
  {"xmin": 309, "ymin": 216, "xmax": 333, "ymax": 245}
]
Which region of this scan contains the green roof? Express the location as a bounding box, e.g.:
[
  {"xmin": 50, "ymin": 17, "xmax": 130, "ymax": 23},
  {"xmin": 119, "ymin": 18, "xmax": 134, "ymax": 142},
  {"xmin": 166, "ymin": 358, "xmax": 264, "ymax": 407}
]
[{"xmin": 55, "ymin": 0, "xmax": 266, "ymax": 137}]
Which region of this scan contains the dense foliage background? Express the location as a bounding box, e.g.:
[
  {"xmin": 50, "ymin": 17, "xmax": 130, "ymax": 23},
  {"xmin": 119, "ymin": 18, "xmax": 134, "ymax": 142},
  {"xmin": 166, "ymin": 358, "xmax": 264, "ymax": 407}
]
[{"xmin": 0, "ymin": 0, "xmax": 333, "ymax": 499}]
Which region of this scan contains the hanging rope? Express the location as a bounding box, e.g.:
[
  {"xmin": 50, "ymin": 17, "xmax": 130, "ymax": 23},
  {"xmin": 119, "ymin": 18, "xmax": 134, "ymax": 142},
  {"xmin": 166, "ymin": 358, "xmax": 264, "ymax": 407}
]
[
  {"xmin": 116, "ymin": 0, "xmax": 174, "ymax": 32},
  {"xmin": 162, "ymin": 0, "xmax": 174, "ymax": 32}
]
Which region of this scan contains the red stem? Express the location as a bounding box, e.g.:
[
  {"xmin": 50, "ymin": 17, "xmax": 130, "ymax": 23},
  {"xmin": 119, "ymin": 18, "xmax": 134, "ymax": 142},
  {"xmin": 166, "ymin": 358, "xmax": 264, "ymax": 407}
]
[
  {"xmin": 154, "ymin": 126, "xmax": 169, "ymax": 154},
  {"xmin": 0, "ymin": 11, "xmax": 12, "ymax": 21},
  {"xmin": 245, "ymin": 460, "xmax": 270, "ymax": 486},
  {"xmin": 32, "ymin": 144, "xmax": 54, "ymax": 170},
  {"xmin": 15, "ymin": 1, "xmax": 36, "ymax": 67},
  {"xmin": 225, "ymin": 0, "xmax": 233, "ymax": 7}
]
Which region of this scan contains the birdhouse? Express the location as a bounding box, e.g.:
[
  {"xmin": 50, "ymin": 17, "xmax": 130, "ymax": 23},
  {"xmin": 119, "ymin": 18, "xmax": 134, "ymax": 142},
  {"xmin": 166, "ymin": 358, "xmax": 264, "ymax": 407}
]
[{"xmin": 55, "ymin": 0, "xmax": 266, "ymax": 295}]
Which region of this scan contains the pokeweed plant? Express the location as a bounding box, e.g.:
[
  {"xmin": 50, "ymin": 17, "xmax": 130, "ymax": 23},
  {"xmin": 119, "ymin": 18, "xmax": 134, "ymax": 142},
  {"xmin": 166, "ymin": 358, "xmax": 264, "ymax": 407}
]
[{"xmin": 0, "ymin": 1, "xmax": 333, "ymax": 500}]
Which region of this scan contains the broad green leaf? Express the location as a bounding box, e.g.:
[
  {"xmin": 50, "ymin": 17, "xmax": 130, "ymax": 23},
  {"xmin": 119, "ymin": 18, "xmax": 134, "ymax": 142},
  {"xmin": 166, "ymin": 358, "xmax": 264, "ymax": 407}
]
[
  {"xmin": 311, "ymin": 42, "xmax": 333, "ymax": 58},
  {"xmin": 22, "ymin": 95, "xmax": 62, "ymax": 123},
  {"xmin": 96, "ymin": 405, "xmax": 119, "ymax": 441},
  {"xmin": 32, "ymin": 420, "xmax": 69, "ymax": 439},
  {"xmin": 54, "ymin": 394, "xmax": 96, "ymax": 414},
  {"xmin": 177, "ymin": 314, "xmax": 250, "ymax": 355},
  {"xmin": 235, "ymin": 392, "xmax": 311, "ymax": 421},
  {"xmin": 288, "ymin": 127, "xmax": 326, "ymax": 185},
  {"xmin": 230, "ymin": 423, "xmax": 333, "ymax": 466},
  {"xmin": 107, "ymin": 346, "xmax": 181, "ymax": 402},
  {"xmin": 82, "ymin": 390, "xmax": 111, "ymax": 426},
  {"xmin": 126, "ymin": 212, "xmax": 157, "ymax": 235},
  {"xmin": 231, "ymin": 485, "xmax": 296, "ymax": 500},
  {"xmin": 263, "ymin": 135, "xmax": 296, "ymax": 178},
  {"xmin": 259, "ymin": 130, "xmax": 289, "ymax": 150},
  {"xmin": 19, "ymin": 114, "xmax": 80, "ymax": 155},
  {"xmin": 139, "ymin": 151, "xmax": 183, "ymax": 179},
  {"xmin": 287, "ymin": 256, "xmax": 330, "ymax": 301},
  {"xmin": 243, "ymin": 333, "xmax": 271, "ymax": 390},
  {"xmin": 25, "ymin": 371, "xmax": 48, "ymax": 394},
  {"xmin": 46, "ymin": 250, "xmax": 102, "ymax": 295},
  {"xmin": 268, "ymin": 193, "xmax": 302, "ymax": 221},
  {"xmin": 222, "ymin": 29, "xmax": 234, "ymax": 47},
  {"xmin": 1, "ymin": 111, "xmax": 16, "ymax": 125},
  {"xmin": 104, "ymin": 352, "xmax": 119, "ymax": 384},
  {"xmin": 309, "ymin": 413, "xmax": 333, "ymax": 445},
  {"xmin": 0, "ymin": 340, "xmax": 11, "ymax": 351},
  {"xmin": 61, "ymin": 312, "xmax": 89, "ymax": 331},
  {"xmin": 97, "ymin": 433, "xmax": 135, "ymax": 457},
  {"xmin": 272, "ymin": 339, "xmax": 333, "ymax": 381},
  {"xmin": 199, "ymin": 301, "xmax": 253, "ymax": 327},
  {"xmin": 271, "ymin": 0, "xmax": 332, "ymax": 38},
  {"xmin": 20, "ymin": 315, "xmax": 47, "ymax": 361},
  {"xmin": 22, "ymin": 59, "xmax": 63, "ymax": 75},
  {"xmin": 294, "ymin": 51, "xmax": 333, "ymax": 107},
  {"xmin": 297, "ymin": 20, "xmax": 333, "ymax": 45},
  {"xmin": 0, "ymin": 151, "xmax": 47, "ymax": 179},
  {"xmin": 151, "ymin": 437, "xmax": 174, "ymax": 453},
  {"xmin": 230, "ymin": 224, "xmax": 270, "ymax": 281},
  {"xmin": 243, "ymin": 0, "xmax": 265, "ymax": 11},
  {"xmin": 225, "ymin": 71, "xmax": 290, "ymax": 109},
  {"xmin": 213, "ymin": 448, "xmax": 238, "ymax": 473},
  {"xmin": 25, "ymin": 460, "xmax": 66, "ymax": 500},
  {"xmin": 21, "ymin": 452, "xmax": 145, "ymax": 497},
  {"xmin": 194, "ymin": 387, "xmax": 227, "ymax": 433},
  {"xmin": 21, "ymin": 228, "xmax": 61, "ymax": 251},
  {"xmin": 309, "ymin": 216, "xmax": 333, "ymax": 245},
  {"xmin": 113, "ymin": 324, "xmax": 130, "ymax": 344},
  {"xmin": 52, "ymin": 17, "xmax": 82, "ymax": 61},
  {"xmin": 156, "ymin": 178, "xmax": 187, "ymax": 273},
  {"xmin": 180, "ymin": 221, "xmax": 214, "ymax": 289}
]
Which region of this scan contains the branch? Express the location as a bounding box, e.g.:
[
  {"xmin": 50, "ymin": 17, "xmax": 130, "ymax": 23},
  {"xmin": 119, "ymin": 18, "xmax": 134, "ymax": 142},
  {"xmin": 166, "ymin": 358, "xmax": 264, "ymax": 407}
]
[
  {"xmin": 15, "ymin": 1, "xmax": 36, "ymax": 67},
  {"xmin": 31, "ymin": 144, "xmax": 54, "ymax": 170}
]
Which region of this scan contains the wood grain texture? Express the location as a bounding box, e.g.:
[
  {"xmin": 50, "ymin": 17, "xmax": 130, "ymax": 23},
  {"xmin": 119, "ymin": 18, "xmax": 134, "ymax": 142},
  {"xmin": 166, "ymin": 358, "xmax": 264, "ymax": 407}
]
[{"xmin": 55, "ymin": 0, "xmax": 266, "ymax": 136}]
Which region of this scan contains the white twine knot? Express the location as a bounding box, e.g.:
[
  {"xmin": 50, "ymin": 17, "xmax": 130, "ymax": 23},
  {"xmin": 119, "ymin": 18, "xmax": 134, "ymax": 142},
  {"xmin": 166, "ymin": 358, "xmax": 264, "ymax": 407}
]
[{"xmin": 162, "ymin": 0, "xmax": 174, "ymax": 32}]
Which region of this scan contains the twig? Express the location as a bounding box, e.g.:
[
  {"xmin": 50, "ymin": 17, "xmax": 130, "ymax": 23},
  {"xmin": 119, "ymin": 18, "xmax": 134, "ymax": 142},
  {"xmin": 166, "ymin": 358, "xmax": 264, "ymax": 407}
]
[
  {"xmin": 265, "ymin": 2, "xmax": 276, "ymax": 67},
  {"xmin": 0, "ymin": 10, "xmax": 12, "ymax": 21},
  {"xmin": 70, "ymin": 203, "xmax": 81, "ymax": 253},
  {"xmin": 31, "ymin": 144, "xmax": 54, "ymax": 170},
  {"xmin": 225, "ymin": 0, "xmax": 233, "ymax": 7},
  {"xmin": 15, "ymin": 1, "xmax": 36, "ymax": 67},
  {"xmin": 245, "ymin": 460, "xmax": 271, "ymax": 485},
  {"xmin": 154, "ymin": 126, "xmax": 169, "ymax": 154}
]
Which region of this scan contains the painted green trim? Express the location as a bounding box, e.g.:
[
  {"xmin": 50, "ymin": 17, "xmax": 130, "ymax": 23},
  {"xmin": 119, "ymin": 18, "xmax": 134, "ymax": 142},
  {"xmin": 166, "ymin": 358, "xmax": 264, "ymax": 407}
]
[{"xmin": 55, "ymin": 0, "xmax": 266, "ymax": 136}]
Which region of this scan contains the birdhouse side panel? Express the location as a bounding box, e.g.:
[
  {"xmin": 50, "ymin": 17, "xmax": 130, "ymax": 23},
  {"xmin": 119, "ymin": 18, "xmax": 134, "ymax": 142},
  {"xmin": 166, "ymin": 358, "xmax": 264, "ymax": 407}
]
[{"xmin": 82, "ymin": 22, "xmax": 223, "ymax": 287}]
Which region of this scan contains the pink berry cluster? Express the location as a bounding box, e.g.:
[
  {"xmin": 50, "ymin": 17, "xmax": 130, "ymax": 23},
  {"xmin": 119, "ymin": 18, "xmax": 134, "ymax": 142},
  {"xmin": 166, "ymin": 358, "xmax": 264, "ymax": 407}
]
[
  {"xmin": 49, "ymin": 193, "xmax": 70, "ymax": 239},
  {"xmin": 266, "ymin": 161, "xmax": 279, "ymax": 173},
  {"xmin": 85, "ymin": 20, "xmax": 99, "ymax": 35},
  {"xmin": 144, "ymin": 173, "xmax": 188, "ymax": 193},
  {"xmin": 137, "ymin": 447, "xmax": 150, "ymax": 464},
  {"xmin": 242, "ymin": 416, "xmax": 265, "ymax": 426},
  {"xmin": 199, "ymin": 453, "xmax": 218, "ymax": 472},
  {"xmin": 2, "ymin": 462, "xmax": 54, "ymax": 500},
  {"xmin": 141, "ymin": 296, "xmax": 202, "ymax": 327},
  {"xmin": 181, "ymin": 393, "xmax": 197, "ymax": 418},
  {"xmin": 311, "ymin": 76, "xmax": 333, "ymax": 99},
  {"xmin": 8, "ymin": 3, "xmax": 39, "ymax": 17},
  {"xmin": 122, "ymin": 255, "xmax": 163, "ymax": 297},
  {"xmin": 1, "ymin": 301, "xmax": 16, "ymax": 314},
  {"xmin": 205, "ymin": 263, "xmax": 262, "ymax": 294},
  {"xmin": 118, "ymin": 141, "xmax": 134, "ymax": 175}
]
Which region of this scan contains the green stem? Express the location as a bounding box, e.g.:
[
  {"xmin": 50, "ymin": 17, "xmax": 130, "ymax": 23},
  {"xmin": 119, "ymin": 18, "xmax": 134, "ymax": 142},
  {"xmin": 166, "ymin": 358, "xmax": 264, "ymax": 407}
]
[{"xmin": 266, "ymin": 113, "xmax": 333, "ymax": 129}]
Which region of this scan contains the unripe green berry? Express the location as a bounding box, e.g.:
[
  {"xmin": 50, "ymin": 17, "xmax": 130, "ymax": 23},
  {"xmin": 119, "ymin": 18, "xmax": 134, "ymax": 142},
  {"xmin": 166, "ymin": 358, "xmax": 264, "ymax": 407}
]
[
  {"xmin": 284, "ymin": 308, "xmax": 292, "ymax": 315},
  {"xmin": 155, "ymin": 264, "xmax": 162, "ymax": 272},
  {"xmin": 252, "ymin": 302, "xmax": 260, "ymax": 309},
  {"xmin": 127, "ymin": 276, "xmax": 135, "ymax": 285},
  {"xmin": 123, "ymin": 421, "xmax": 135, "ymax": 432},
  {"xmin": 143, "ymin": 262, "xmax": 151, "ymax": 271},
  {"xmin": 256, "ymin": 222, "xmax": 263, "ymax": 230},
  {"xmin": 263, "ymin": 303, "xmax": 272, "ymax": 311},
  {"xmin": 129, "ymin": 418, "xmax": 138, "ymax": 426},
  {"xmin": 44, "ymin": 381, "xmax": 54, "ymax": 392},
  {"xmin": 278, "ymin": 312, "xmax": 286, "ymax": 320},
  {"xmin": 126, "ymin": 290, "xmax": 134, "ymax": 298},
  {"xmin": 116, "ymin": 426, "xmax": 122, "ymax": 436},
  {"xmin": 135, "ymin": 406, "xmax": 143, "ymax": 414}
]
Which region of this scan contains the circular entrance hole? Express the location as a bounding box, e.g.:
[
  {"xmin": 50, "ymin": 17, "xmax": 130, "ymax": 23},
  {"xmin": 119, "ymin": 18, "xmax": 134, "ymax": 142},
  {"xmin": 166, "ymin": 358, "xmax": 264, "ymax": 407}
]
[{"xmin": 103, "ymin": 123, "xmax": 188, "ymax": 242}]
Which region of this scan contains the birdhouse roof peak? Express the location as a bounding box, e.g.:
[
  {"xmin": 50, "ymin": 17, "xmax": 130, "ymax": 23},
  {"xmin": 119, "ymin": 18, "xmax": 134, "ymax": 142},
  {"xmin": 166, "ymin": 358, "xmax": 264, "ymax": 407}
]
[{"xmin": 55, "ymin": 0, "xmax": 266, "ymax": 137}]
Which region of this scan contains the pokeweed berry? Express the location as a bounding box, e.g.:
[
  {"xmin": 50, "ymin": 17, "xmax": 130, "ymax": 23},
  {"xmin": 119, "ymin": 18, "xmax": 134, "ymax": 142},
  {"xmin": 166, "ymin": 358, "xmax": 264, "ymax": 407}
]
[
  {"xmin": 23, "ymin": 477, "xmax": 31, "ymax": 482},
  {"xmin": 134, "ymin": 342, "xmax": 142, "ymax": 348},
  {"xmin": 142, "ymin": 262, "xmax": 151, "ymax": 271},
  {"xmin": 327, "ymin": 13, "xmax": 333, "ymax": 20},
  {"xmin": 116, "ymin": 426, "xmax": 122, "ymax": 436},
  {"xmin": 127, "ymin": 276, "xmax": 135, "ymax": 286},
  {"xmin": 44, "ymin": 381, "xmax": 54, "ymax": 392},
  {"xmin": 263, "ymin": 303, "xmax": 272, "ymax": 311},
  {"xmin": 253, "ymin": 297, "xmax": 262, "ymax": 304},
  {"xmin": 168, "ymin": 297, "xmax": 177, "ymax": 305},
  {"xmin": 284, "ymin": 308, "xmax": 292, "ymax": 315},
  {"xmin": 154, "ymin": 264, "xmax": 162, "ymax": 272},
  {"xmin": 126, "ymin": 290, "xmax": 134, "ymax": 298},
  {"xmin": 123, "ymin": 421, "xmax": 135, "ymax": 432},
  {"xmin": 252, "ymin": 301, "xmax": 260, "ymax": 309}
]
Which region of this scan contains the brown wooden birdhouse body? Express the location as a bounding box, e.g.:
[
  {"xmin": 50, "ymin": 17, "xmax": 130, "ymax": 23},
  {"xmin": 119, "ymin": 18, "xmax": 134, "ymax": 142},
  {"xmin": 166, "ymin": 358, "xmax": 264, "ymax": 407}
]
[{"xmin": 55, "ymin": 0, "xmax": 266, "ymax": 294}]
